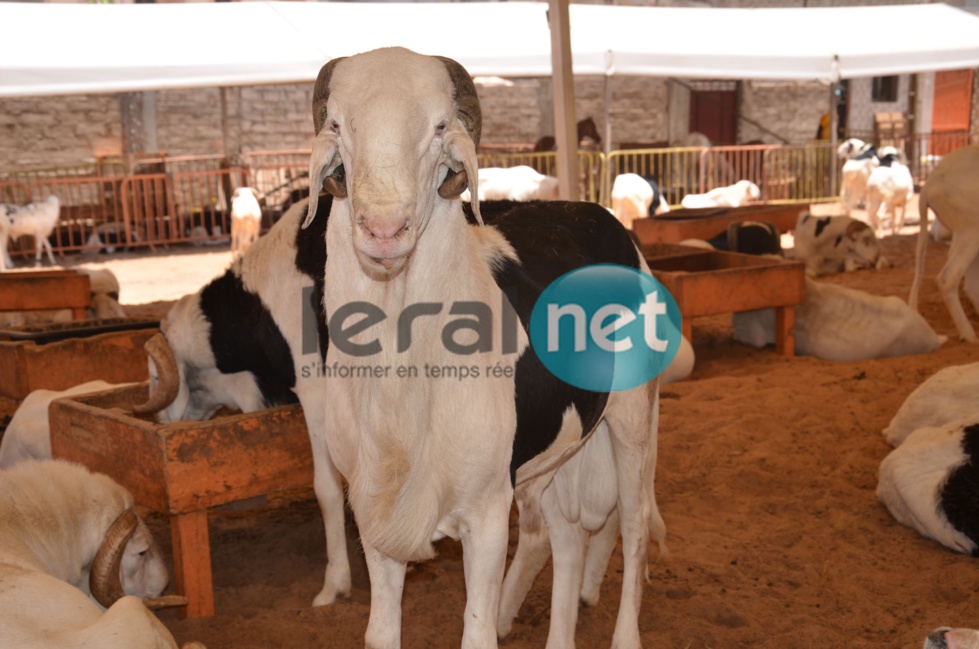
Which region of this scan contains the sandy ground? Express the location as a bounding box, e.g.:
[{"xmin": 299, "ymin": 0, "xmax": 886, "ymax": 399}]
[{"xmin": 4, "ymin": 199, "xmax": 979, "ymax": 649}]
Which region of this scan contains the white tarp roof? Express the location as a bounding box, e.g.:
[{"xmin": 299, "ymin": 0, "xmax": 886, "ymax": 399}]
[{"xmin": 1, "ymin": 1, "xmax": 978, "ymax": 98}]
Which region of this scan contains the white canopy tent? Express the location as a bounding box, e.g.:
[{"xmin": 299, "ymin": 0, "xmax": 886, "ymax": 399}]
[
  {"xmin": 2, "ymin": 1, "xmax": 978, "ymax": 97},
  {"xmin": 1, "ymin": 1, "xmax": 977, "ymax": 196}
]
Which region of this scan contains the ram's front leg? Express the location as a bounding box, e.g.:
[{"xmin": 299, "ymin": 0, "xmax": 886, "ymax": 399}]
[
  {"xmin": 363, "ymin": 545, "xmax": 407, "ymax": 649},
  {"xmin": 461, "ymin": 482, "xmax": 513, "ymax": 649}
]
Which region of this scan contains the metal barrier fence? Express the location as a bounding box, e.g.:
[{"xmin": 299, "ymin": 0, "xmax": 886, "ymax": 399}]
[{"xmin": 2, "ymin": 134, "xmax": 976, "ymax": 262}]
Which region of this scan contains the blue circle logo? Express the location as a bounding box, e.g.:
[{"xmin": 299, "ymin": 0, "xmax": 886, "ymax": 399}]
[{"xmin": 528, "ymin": 264, "xmax": 682, "ymax": 392}]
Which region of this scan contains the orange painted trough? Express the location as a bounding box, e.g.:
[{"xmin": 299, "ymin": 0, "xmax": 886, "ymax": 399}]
[
  {"xmin": 48, "ymin": 383, "xmax": 313, "ymax": 619},
  {"xmin": 0, "ymin": 322, "xmax": 157, "ymax": 400},
  {"xmin": 644, "ymin": 244, "xmax": 806, "ymax": 355}
]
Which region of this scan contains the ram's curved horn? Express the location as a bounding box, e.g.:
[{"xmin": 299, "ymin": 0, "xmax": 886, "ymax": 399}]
[
  {"xmin": 435, "ymin": 56, "xmax": 483, "ymax": 222},
  {"xmin": 309, "ymin": 57, "xmax": 348, "ymax": 201},
  {"xmin": 436, "ymin": 55, "xmax": 482, "ymax": 148},
  {"xmin": 90, "ymin": 508, "xmax": 139, "ymax": 608},
  {"xmin": 132, "ymin": 333, "xmax": 179, "ymax": 415},
  {"xmin": 142, "ymin": 594, "xmax": 190, "ymax": 610}
]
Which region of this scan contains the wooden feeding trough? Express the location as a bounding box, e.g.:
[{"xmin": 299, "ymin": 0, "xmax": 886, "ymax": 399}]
[
  {"xmin": 48, "ymin": 383, "xmax": 312, "ymax": 619},
  {"xmin": 0, "ymin": 269, "xmax": 91, "ymax": 320},
  {"xmin": 633, "ymin": 203, "xmax": 805, "ymax": 245},
  {"xmin": 645, "ymin": 247, "xmax": 806, "ymax": 355},
  {"xmin": 0, "ymin": 318, "xmax": 159, "ymax": 400}
]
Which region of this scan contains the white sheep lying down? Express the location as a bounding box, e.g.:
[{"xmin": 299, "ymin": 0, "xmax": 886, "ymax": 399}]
[
  {"xmin": 0, "ymin": 267, "xmax": 127, "ymax": 328},
  {"xmin": 0, "ymin": 459, "xmax": 200, "ymax": 649},
  {"xmin": 732, "ymin": 277, "xmax": 946, "ymax": 362},
  {"xmin": 883, "ymin": 362, "xmax": 979, "ymax": 448},
  {"xmin": 680, "ymin": 179, "xmax": 760, "ymax": 209},
  {"xmin": 467, "ymin": 165, "xmax": 560, "ymax": 201},
  {"xmin": 0, "ymin": 380, "xmax": 128, "ymax": 468},
  {"xmin": 790, "ymin": 211, "xmax": 886, "ymax": 277},
  {"xmin": 877, "ymin": 417, "xmax": 979, "ymax": 557}
]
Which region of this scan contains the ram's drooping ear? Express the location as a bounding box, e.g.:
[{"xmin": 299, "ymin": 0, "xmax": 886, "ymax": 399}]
[
  {"xmin": 439, "ymin": 127, "xmax": 481, "ymax": 225},
  {"xmin": 436, "ymin": 55, "xmax": 482, "ymax": 225},
  {"xmin": 304, "ymin": 130, "xmax": 345, "ymax": 229}
]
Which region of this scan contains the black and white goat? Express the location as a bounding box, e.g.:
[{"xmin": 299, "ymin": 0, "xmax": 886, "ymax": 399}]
[
  {"xmin": 837, "ymin": 137, "xmax": 878, "ymax": 216},
  {"xmin": 304, "ymin": 46, "xmax": 666, "ymax": 649},
  {"xmin": 791, "ymin": 211, "xmax": 886, "ymax": 276},
  {"xmin": 610, "ymin": 172, "xmax": 670, "ymax": 230},
  {"xmin": 866, "ymin": 146, "xmax": 915, "ymax": 235}
]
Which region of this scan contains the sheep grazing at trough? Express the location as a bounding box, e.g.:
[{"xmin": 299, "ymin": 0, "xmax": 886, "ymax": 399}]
[
  {"xmin": 865, "ymin": 146, "xmax": 915, "ymax": 235},
  {"xmin": 0, "ymin": 458, "xmax": 201, "ymax": 649},
  {"xmin": 0, "ymin": 380, "xmax": 128, "ymax": 468},
  {"xmin": 924, "ymin": 627, "xmax": 979, "ymax": 649},
  {"xmin": 610, "ymin": 172, "xmax": 670, "ymax": 230},
  {"xmin": 837, "ymin": 137, "xmax": 879, "ymax": 216},
  {"xmin": 909, "ymin": 144, "xmax": 979, "ymax": 343},
  {"xmin": 883, "ymin": 362, "xmax": 979, "ymax": 447},
  {"xmin": 466, "ymin": 165, "xmax": 561, "ymax": 201},
  {"xmin": 135, "ymin": 194, "xmax": 354, "ymax": 609},
  {"xmin": 732, "ymin": 277, "xmax": 946, "ymax": 362},
  {"xmin": 790, "ymin": 211, "xmax": 886, "ymax": 276},
  {"xmin": 877, "ymin": 417, "xmax": 979, "ymax": 557},
  {"xmin": 679, "ymin": 179, "xmax": 760, "ymax": 209},
  {"xmin": 230, "ymin": 186, "xmax": 263, "ymax": 259},
  {"xmin": 0, "ymin": 194, "xmax": 60, "ymax": 271},
  {"xmin": 305, "ymin": 46, "xmax": 667, "ymax": 648}
]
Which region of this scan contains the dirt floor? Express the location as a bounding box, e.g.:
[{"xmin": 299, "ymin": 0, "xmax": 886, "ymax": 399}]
[{"xmin": 5, "ymin": 200, "xmax": 979, "ymax": 649}]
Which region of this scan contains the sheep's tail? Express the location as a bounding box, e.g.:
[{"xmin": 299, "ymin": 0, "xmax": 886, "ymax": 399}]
[{"xmin": 909, "ymin": 190, "xmax": 932, "ymax": 312}]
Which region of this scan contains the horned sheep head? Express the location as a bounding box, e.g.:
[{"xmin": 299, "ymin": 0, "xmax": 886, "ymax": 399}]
[{"xmin": 302, "ymin": 47, "xmax": 483, "ymax": 273}]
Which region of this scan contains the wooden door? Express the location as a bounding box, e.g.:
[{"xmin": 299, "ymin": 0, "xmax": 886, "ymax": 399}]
[
  {"xmin": 689, "ymin": 81, "xmax": 739, "ymax": 145},
  {"xmin": 931, "ymin": 69, "xmax": 973, "ymax": 156}
]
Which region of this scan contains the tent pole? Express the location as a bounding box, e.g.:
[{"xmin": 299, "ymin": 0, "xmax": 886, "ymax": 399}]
[
  {"xmin": 829, "ymin": 77, "xmax": 839, "ymax": 199},
  {"xmin": 548, "ymin": 0, "xmax": 579, "ymax": 201}
]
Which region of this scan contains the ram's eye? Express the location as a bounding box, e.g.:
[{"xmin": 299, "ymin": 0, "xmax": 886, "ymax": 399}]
[
  {"xmin": 435, "ymin": 122, "xmax": 447, "ymax": 136},
  {"xmin": 330, "ymin": 120, "xmax": 340, "ymax": 135}
]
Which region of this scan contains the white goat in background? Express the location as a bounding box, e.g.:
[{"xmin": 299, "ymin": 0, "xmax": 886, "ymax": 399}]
[
  {"xmin": 0, "ymin": 194, "xmax": 60, "ymax": 270},
  {"xmin": 909, "ymin": 144, "xmax": 979, "ymax": 343},
  {"xmin": 0, "ymin": 459, "xmax": 203, "ymax": 649},
  {"xmin": 837, "ymin": 137, "xmax": 878, "ymax": 216},
  {"xmin": 865, "ymin": 146, "xmax": 915, "ymax": 235},
  {"xmin": 230, "ymin": 186, "xmax": 263, "ymax": 259}
]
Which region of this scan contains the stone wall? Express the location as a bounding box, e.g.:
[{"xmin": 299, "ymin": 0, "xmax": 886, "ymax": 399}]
[
  {"xmin": 0, "ymin": 69, "xmax": 974, "ymax": 173},
  {"xmin": 0, "ymin": 94, "xmax": 122, "ymax": 169}
]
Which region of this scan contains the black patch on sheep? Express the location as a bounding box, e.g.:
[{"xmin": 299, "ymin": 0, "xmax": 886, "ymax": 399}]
[
  {"xmin": 938, "ymin": 423, "xmax": 979, "ymax": 557},
  {"xmin": 200, "ymin": 271, "xmax": 299, "ymax": 408},
  {"xmin": 877, "ymin": 153, "xmax": 899, "ymax": 168},
  {"xmin": 814, "ymin": 216, "xmax": 831, "ymax": 238},
  {"xmin": 468, "ymin": 200, "xmax": 642, "ymax": 484},
  {"xmin": 852, "ymin": 145, "xmax": 877, "ymax": 161},
  {"xmin": 294, "ymin": 193, "xmax": 333, "ymax": 363}
]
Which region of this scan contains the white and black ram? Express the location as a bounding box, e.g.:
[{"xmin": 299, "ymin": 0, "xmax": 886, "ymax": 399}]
[
  {"xmin": 141, "ymin": 190, "xmax": 680, "ymax": 646},
  {"xmin": 0, "ymin": 458, "xmax": 200, "ymax": 649},
  {"xmin": 303, "ymin": 46, "xmax": 665, "ymax": 649}
]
